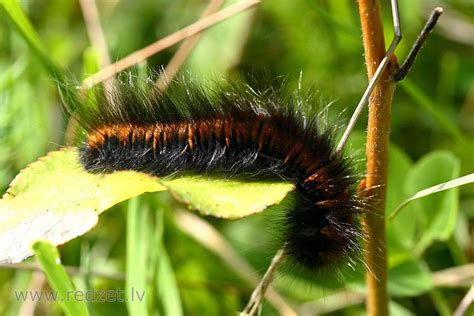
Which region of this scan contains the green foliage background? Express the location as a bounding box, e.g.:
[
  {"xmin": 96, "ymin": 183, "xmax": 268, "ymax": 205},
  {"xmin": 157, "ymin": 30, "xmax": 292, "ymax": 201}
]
[{"xmin": 0, "ymin": 0, "xmax": 473, "ymax": 315}]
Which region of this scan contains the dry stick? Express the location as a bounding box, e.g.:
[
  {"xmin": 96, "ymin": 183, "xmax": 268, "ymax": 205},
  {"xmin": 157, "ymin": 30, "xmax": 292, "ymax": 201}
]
[
  {"xmin": 336, "ymin": 0, "xmax": 400, "ymax": 155},
  {"xmin": 454, "ymin": 285, "xmax": 474, "ymax": 316},
  {"xmin": 0, "ymin": 262, "xmax": 126, "ymax": 281},
  {"xmin": 241, "ymin": 248, "xmax": 286, "ymax": 315},
  {"xmin": 67, "ymin": 0, "xmax": 114, "ymax": 146},
  {"xmin": 336, "ymin": 6, "xmax": 443, "ymax": 155},
  {"xmin": 79, "ymin": 0, "xmax": 111, "ymax": 68},
  {"xmin": 174, "ymin": 210, "xmax": 297, "ymax": 316},
  {"xmin": 19, "ymin": 271, "xmax": 45, "ymax": 316},
  {"xmin": 156, "ymin": 0, "xmax": 224, "ymax": 91},
  {"xmin": 357, "ymin": 0, "xmax": 397, "ymax": 315},
  {"xmin": 393, "ymin": 7, "xmax": 443, "ymax": 82},
  {"xmin": 82, "ymin": 0, "xmax": 260, "ymax": 89},
  {"xmin": 433, "ymin": 263, "xmax": 474, "ymax": 288}
]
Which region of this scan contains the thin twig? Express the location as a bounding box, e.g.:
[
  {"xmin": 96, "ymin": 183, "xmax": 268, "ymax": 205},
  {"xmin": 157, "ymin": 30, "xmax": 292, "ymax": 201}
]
[
  {"xmin": 73, "ymin": 0, "xmax": 114, "ymax": 147},
  {"xmin": 241, "ymin": 248, "xmax": 286, "ymax": 315},
  {"xmin": 79, "ymin": 0, "xmax": 111, "ymax": 68},
  {"xmin": 18, "ymin": 271, "xmax": 45, "ymax": 316},
  {"xmin": 174, "ymin": 210, "xmax": 297, "ymax": 316},
  {"xmin": 393, "ymin": 7, "xmax": 443, "ymax": 82},
  {"xmin": 336, "ymin": 0, "xmax": 401, "ymax": 155},
  {"xmin": 433, "ymin": 263, "xmax": 474, "ymax": 288},
  {"xmin": 0, "ymin": 262, "xmax": 126, "ymax": 281},
  {"xmin": 299, "ymin": 290, "xmax": 366, "ymax": 315},
  {"xmin": 336, "ymin": 4, "xmax": 443, "ymax": 155},
  {"xmin": 82, "ymin": 0, "xmax": 260, "ymax": 89},
  {"xmin": 156, "ymin": 0, "xmax": 224, "ymax": 91},
  {"xmin": 454, "ymin": 285, "xmax": 474, "ymax": 316}
]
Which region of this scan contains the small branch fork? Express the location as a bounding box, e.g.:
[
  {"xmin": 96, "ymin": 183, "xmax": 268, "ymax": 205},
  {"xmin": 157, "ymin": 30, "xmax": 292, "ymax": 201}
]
[
  {"xmin": 335, "ymin": 3, "xmax": 443, "ymax": 155},
  {"xmin": 242, "ymin": 1, "xmax": 443, "ymax": 314}
]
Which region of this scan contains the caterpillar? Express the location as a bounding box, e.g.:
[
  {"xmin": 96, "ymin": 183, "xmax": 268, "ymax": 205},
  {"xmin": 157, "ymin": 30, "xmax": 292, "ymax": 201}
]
[{"xmin": 76, "ymin": 80, "xmax": 363, "ymax": 271}]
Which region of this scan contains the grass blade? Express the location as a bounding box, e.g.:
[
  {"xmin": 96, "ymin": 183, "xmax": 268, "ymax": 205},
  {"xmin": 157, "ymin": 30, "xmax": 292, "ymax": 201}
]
[
  {"xmin": 155, "ymin": 206, "xmax": 183, "ymax": 316},
  {"xmin": 390, "ymin": 173, "xmax": 473, "ymax": 220},
  {"xmin": 0, "ymin": 0, "xmax": 61, "ymax": 78},
  {"xmin": 32, "ymin": 240, "xmax": 89, "ymax": 316},
  {"xmin": 126, "ymin": 197, "xmax": 150, "ymax": 316},
  {"xmin": 0, "ymin": 0, "xmax": 82, "ymax": 111}
]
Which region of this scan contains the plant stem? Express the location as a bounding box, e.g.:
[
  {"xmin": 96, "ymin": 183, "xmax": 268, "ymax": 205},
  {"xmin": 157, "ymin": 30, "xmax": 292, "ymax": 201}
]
[{"xmin": 357, "ymin": 1, "xmax": 398, "ymax": 315}]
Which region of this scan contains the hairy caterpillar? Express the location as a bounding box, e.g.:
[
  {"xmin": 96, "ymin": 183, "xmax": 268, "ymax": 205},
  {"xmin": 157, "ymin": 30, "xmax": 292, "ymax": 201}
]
[{"xmin": 76, "ymin": 80, "xmax": 363, "ymax": 271}]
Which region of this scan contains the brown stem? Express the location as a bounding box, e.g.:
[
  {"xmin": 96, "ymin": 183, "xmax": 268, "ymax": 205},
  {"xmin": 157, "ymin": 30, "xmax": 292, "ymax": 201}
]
[{"xmin": 357, "ymin": 1, "xmax": 398, "ymax": 315}]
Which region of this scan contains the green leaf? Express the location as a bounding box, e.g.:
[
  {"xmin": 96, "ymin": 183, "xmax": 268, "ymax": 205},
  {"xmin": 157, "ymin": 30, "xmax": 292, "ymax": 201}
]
[
  {"xmin": 0, "ymin": 148, "xmax": 293, "ymax": 263},
  {"xmin": 161, "ymin": 175, "xmax": 293, "ymax": 218},
  {"xmin": 385, "ymin": 145, "xmax": 416, "ymax": 267},
  {"xmin": 404, "ymin": 151, "xmax": 461, "ymax": 252},
  {"xmin": 388, "ymin": 259, "xmax": 433, "ymax": 297},
  {"xmin": 0, "ymin": 148, "xmax": 166, "ymax": 263},
  {"xmin": 156, "ymin": 245, "xmax": 183, "ymax": 316},
  {"xmin": 126, "ymin": 198, "xmax": 150, "ymax": 316},
  {"xmin": 32, "ymin": 240, "xmax": 90, "ymax": 316}
]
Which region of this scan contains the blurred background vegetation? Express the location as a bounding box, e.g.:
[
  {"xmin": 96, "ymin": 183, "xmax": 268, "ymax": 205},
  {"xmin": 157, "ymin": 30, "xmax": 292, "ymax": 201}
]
[{"xmin": 0, "ymin": 0, "xmax": 473, "ymax": 315}]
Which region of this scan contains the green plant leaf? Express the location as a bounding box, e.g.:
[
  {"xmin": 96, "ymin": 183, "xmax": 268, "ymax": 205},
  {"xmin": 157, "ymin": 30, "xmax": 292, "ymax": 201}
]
[
  {"xmin": 0, "ymin": 148, "xmax": 166, "ymax": 263},
  {"xmin": 404, "ymin": 151, "xmax": 461, "ymax": 253},
  {"xmin": 0, "ymin": 148, "xmax": 293, "ymax": 263},
  {"xmin": 126, "ymin": 198, "xmax": 150, "ymax": 316},
  {"xmin": 156, "ymin": 244, "xmax": 183, "ymax": 316},
  {"xmin": 161, "ymin": 175, "xmax": 293, "ymax": 218},
  {"xmin": 388, "ymin": 259, "xmax": 433, "ymax": 297},
  {"xmin": 385, "ymin": 145, "xmax": 416, "ymax": 267},
  {"xmin": 32, "ymin": 240, "xmax": 90, "ymax": 316}
]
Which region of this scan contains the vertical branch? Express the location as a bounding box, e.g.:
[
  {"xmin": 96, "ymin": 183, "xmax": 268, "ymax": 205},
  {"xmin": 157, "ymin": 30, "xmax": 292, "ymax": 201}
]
[{"xmin": 357, "ymin": 1, "xmax": 398, "ymax": 315}]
